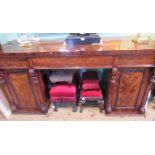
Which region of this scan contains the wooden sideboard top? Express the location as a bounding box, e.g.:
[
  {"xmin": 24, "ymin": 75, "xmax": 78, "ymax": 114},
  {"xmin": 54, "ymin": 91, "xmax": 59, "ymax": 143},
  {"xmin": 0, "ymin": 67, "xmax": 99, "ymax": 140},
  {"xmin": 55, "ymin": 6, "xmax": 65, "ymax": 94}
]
[{"xmin": 1, "ymin": 36, "xmax": 155, "ymax": 55}]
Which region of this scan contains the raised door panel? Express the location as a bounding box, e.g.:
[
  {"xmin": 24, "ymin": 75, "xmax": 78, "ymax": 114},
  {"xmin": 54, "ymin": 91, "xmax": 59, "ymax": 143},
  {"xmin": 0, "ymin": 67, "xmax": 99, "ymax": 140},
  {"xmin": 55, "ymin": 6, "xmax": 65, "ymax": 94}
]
[
  {"xmin": 116, "ymin": 70, "xmax": 143, "ymax": 108},
  {"xmin": 0, "ymin": 69, "xmax": 49, "ymax": 113},
  {"xmin": 7, "ymin": 72, "xmax": 38, "ymax": 109},
  {"xmin": 4, "ymin": 70, "xmax": 46, "ymax": 113},
  {"xmin": 108, "ymin": 67, "xmax": 150, "ymax": 114}
]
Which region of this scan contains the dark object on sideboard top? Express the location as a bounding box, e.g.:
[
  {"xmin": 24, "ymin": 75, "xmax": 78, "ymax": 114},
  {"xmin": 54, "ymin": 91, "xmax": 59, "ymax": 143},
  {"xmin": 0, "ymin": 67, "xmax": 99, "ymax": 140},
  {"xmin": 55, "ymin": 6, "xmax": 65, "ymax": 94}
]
[{"xmin": 65, "ymin": 33, "xmax": 101, "ymax": 46}]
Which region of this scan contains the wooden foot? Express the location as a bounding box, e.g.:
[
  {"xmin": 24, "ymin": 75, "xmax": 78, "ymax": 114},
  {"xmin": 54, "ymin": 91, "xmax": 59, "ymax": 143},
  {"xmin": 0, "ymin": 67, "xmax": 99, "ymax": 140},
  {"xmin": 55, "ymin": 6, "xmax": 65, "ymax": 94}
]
[
  {"xmin": 140, "ymin": 106, "xmax": 145, "ymax": 114},
  {"xmin": 79, "ymin": 100, "xmax": 85, "ymax": 113},
  {"xmin": 11, "ymin": 104, "xmax": 17, "ymax": 112},
  {"xmin": 54, "ymin": 103, "xmax": 59, "ymax": 112},
  {"xmin": 98, "ymin": 100, "xmax": 104, "ymax": 113},
  {"xmin": 106, "ymin": 104, "xmax": 112, "ymax": 114},
  {"xmin": 41, "ymin": 104, "xmax": 47, "ymax": 113},
  {"xmin": 72, "ymin": 103, "xmax": 77, "ymax": 112}
]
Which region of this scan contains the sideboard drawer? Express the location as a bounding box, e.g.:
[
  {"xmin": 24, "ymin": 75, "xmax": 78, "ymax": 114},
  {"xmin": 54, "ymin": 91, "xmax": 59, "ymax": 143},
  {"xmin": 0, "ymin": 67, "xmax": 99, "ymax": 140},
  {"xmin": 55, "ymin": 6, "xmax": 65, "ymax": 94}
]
[
  {"xmin": 117, "ymin": 55, "xmax": 155, "ymax": 67},
  {"xmin": 31, "ymin": 55, "xmax": 114, "ymax": 69},
  {"xmin": 0, "ymin": 59, "xmax": 28, "ymax": 69}
]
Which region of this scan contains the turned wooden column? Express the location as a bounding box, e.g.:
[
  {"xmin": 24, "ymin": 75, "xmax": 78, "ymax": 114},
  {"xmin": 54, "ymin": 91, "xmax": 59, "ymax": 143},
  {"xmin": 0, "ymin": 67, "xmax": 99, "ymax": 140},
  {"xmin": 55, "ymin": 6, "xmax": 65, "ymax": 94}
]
[
  {"xmin": 28, "ymin": 69, "xmax": 47, "ymax": 113},
  {"xmin": 140, "ymin": 68, "xmax": 155, "ymax": 114},
  {"xmin": 106, "ymin": 67, "xmax": 118, "ymax": 114}
]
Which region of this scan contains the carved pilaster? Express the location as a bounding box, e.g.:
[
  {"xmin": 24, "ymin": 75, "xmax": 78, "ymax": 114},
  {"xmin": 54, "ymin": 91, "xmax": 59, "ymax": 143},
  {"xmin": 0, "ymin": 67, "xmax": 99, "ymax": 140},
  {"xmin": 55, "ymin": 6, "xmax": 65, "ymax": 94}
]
[
  {"xmin": 150, "ymin": 75, "xmax": 155, "ymax": 83},
  {"xmin": 110, "ymin": 67, "xmax": 118, "ymax": 84},
  {"xmin": 0, "ymin": 71, "xmax": 5, "ymax": 84},
  {"xmin": 140, "ymin": 68, "xmax": 155, "ymax": 114},
  {"xmin": 106, "ymin": 67, "xmax": 118, "ymax": 114},
  {"xmin": 29, "ymin": 69, "xmax": 39, "ymax": 84},
  {"xmin": 149, "ymin": 68, "xmax": 155, "ymax": 84}
]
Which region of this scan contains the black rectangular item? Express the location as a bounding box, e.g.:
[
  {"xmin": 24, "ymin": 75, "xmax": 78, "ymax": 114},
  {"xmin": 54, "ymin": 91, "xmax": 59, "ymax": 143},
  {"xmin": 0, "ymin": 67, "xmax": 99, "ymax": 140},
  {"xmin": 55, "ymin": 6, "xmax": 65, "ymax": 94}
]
[{"xmin": 65, "ymin": 33, "xmax": 101, "ymax": 46}]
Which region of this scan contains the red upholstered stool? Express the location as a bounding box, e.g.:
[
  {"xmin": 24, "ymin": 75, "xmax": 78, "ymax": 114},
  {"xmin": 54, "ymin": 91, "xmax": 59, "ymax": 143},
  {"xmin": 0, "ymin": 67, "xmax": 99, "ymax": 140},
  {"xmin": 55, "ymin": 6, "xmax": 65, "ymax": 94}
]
[
  {"xmin": 49, "ymin": 83, "xmax": 77, "ymax": 112},
  {"xmin": 80, "ymin": 89, "xmax": 103, "ymax": 98},
  {"xmin": 49, "ymin": 70, "xmax": 81, "ymax": 112},
  {"xmin": 79, "ymin": 71, "xmax": 104, "ymax": 113}
]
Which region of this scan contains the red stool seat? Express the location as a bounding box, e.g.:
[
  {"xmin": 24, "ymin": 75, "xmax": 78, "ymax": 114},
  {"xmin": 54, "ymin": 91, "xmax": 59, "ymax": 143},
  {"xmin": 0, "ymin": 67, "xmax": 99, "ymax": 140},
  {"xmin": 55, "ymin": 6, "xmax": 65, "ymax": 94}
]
[
  {"xmin": 82, "ymin": 80, "xmax": 100, "ymax": 90},
  {"xmin": 82, "ymin": 71, "xmax": 100, "ymax": 90},
  {"xmin": 49, "ymin": 84, "xmax": 76, "ymax": 103},
  {"xmin": 80, "ymin": 89, "xmax": 103, "ymax": 98}
]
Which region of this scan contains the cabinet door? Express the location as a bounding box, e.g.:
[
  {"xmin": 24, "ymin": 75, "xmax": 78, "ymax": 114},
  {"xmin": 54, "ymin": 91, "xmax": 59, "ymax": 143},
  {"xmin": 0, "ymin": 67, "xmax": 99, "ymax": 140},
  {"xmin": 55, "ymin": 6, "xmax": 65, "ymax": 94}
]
[
  {"xmin": 107, "ymin": 68, "xmax": 150, "ymax": 114},
  {"xmin": 0, "ymin": 69, "xmax": 48, "ymax": 113}
]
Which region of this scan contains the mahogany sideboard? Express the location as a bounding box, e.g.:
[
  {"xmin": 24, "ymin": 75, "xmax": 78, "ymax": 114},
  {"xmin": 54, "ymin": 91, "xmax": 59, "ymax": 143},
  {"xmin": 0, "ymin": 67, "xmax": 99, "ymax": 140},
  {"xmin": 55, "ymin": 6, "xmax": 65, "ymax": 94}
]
[{"xmin": 0, "ymin": 36, "xmax": 155, "ymax": 115}]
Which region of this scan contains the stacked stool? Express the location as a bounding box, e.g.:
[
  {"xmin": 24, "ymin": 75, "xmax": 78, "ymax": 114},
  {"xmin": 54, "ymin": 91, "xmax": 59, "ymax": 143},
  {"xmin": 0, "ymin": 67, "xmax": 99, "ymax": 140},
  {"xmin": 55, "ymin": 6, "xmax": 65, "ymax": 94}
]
[
  {"xmin": 79, "ymin": 71, "xmax": 104, "ymax": 113},
  {"xmin": 49, "ymin": 70, "xmax": 80, "ymax": 112}
]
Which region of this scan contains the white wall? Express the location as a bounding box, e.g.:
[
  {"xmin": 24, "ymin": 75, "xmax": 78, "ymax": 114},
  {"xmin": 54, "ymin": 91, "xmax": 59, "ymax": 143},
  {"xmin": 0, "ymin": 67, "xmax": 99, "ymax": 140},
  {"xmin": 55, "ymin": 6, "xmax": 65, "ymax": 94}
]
[
  {"xmin": 0, "ymin": 89, "xmax": 12, "ymax": 118},
  {"xmin": 0, "ymin": 33, "xmax": 19, "ymax": 44}
]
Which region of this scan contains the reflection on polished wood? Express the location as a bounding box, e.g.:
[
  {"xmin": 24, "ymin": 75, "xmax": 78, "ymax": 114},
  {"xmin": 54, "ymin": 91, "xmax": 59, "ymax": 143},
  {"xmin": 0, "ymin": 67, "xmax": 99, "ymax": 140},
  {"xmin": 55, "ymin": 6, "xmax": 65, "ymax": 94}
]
[{"xmin": 1, "ymin": 36, "xmax": 155, "ymax": 54}]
